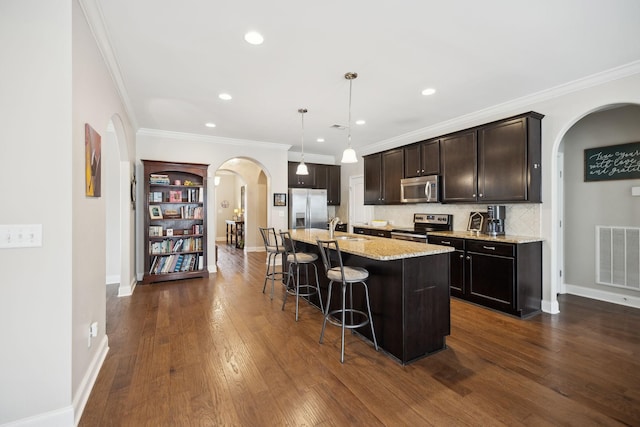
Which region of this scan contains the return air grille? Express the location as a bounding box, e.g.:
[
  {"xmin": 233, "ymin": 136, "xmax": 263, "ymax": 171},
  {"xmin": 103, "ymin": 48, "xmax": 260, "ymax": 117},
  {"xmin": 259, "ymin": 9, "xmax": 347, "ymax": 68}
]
[{"xmin": 596, "ymin": 226, "xmax": 640, "ymax": 290}]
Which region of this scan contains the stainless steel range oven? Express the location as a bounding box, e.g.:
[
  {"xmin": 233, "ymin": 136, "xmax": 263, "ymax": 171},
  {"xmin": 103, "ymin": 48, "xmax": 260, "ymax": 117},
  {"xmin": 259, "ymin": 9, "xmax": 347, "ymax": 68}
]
[{"xmin": 390, "ymin": 213, "xmax": 453, "ymax": 243}]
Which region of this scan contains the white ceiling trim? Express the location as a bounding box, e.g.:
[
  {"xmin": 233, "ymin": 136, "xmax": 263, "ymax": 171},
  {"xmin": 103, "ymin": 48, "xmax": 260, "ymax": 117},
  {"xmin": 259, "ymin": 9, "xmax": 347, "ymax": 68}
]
[
  {"xmin": 137, "ymin": 128, "xmax": 292, "ymax": 151},
  {"xmin": 363, "ymin": 60, "xmax": 640, "ymax": 156},
  {"xmin": 78, "ymin": 0, "xmax": 138, "ymax": 129}
]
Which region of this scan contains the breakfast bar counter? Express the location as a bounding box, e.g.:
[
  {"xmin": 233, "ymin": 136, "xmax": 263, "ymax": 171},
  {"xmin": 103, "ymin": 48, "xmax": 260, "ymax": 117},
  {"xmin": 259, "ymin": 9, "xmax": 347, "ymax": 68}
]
[{"xmin": 289, "ymin": 228, "xmax": 454, "ymax": 365}]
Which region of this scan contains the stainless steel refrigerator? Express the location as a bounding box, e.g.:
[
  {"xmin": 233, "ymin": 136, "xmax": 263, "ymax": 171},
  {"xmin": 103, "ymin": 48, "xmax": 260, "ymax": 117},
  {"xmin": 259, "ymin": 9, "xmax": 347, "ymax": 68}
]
[{"xmin": 288, "ymin": 188, "xmax": 328, "ymax": 229}]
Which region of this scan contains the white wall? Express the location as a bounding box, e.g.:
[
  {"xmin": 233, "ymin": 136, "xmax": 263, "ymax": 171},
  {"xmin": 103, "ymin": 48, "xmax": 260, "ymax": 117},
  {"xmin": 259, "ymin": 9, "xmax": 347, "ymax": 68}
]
[
  {"xmin": 0, "ymin": 1, "xmax": 136, "ymax": 425},
  {"xmin": 0, "ymin": 0, "xmax": 74, "ymax": 424},
  {"xmin": 136, "ymin": 130, "xmax": 290, "ymax": 277},
  {"xmin": 563, "ymin": 105, "xmax": 640, "ymax": 299}
]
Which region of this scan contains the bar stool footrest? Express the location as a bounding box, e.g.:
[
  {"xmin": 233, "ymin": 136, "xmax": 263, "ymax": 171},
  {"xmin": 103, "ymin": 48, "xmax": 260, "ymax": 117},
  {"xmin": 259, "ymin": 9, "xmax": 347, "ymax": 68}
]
[{"xmin": 325, "ymin": 308, "xmax": 371, "ymax": 329}]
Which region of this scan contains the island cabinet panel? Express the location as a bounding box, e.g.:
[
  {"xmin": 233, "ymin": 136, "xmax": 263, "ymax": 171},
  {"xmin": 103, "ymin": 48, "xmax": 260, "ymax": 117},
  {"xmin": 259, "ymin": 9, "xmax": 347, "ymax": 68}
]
[{"xmin": 296, "ymin": 240, "xmax": 450, "ymax": 364}]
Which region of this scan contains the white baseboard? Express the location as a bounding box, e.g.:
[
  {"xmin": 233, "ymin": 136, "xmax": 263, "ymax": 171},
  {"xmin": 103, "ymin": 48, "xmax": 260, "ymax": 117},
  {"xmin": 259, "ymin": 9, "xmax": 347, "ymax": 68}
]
[
  {"xmin": 208, "ymin": 263, "xmax": 218, "ymax": 273},
  {"xmin": 563, "ymin": 283, "xmax": 640, "ymax": 309},
  {"xmin": 1, "ymin": 406, "xmax": 74, "ymax": 427},
  {"xmin": 72, "ymin": 335, "xmax": 109, "ymax": 426},
  {"xmin": 541, "ymin": 299, "xmax": 560, "ymax": 314},
  {"xmin": 244, "ymin": 246, "xmax": 263, "ymax": 253},
  {"xmin": 117, "ymin": 277, "xmax": 137, "ymax": 297}
]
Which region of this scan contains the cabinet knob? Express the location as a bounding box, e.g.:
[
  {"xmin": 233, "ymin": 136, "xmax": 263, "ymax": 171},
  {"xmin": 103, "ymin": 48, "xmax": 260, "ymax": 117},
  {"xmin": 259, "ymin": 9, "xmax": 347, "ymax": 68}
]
[
  {"xmin": 459, "ymin": 254, "xmax": 464, "ymax": 259},
  {"xmin": 534, "ymin": 163, "xmax": 540, "ymax": 169},
  {"xmin": 479, "ymin": 193, "xmax": 483, "ymax": 197},
  {"xmin": 472, "ymin": 193, "xmax": 476, "ymax": 198},
  {"xmin": 416, "ymin": 169, "xmax": 420, "ymax": 174},
  {"xmin": 466, "ymin": 255, "xmax": 471, "ymax": 260}
]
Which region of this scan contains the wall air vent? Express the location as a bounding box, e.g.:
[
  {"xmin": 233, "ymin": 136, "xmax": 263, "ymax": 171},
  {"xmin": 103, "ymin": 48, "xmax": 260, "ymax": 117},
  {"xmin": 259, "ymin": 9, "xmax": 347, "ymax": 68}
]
[{"xmin": 596, "ymin": 226, "xmax": 640, "ymax": 291}]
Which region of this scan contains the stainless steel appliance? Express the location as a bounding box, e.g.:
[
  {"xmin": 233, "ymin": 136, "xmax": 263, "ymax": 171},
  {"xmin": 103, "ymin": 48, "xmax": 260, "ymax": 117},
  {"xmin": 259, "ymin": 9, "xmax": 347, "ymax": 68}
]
[
  {"xmin": 400, "ymin": 175, "xmax": 440, "ymax": 203},
  {"xmin": 288, "ymin": 188, "xmax": 328, "ymax": 229},
  {"xmin": 390, "ymin": 213, "xmax": 453, "ymax": 242},
  {"xmin": 485, "ymin": 205, "xmax": 506, "ymax": 236}
]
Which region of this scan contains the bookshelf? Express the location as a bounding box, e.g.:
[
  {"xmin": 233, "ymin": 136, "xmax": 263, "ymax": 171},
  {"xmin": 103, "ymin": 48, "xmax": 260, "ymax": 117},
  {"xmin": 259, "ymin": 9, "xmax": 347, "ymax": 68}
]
[{"xmin": 142, "ymin": 160, "xmax": 209, "ymax": 284}]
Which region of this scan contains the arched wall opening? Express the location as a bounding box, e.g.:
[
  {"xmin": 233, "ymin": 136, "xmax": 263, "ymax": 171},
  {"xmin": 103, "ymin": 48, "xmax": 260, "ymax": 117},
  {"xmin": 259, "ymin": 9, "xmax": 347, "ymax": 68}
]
[
  {"xmin": 554, "ymin": 103, "xmax": 640, "ymax": 308},
  {"xmin": 214, "ymin": 157, "xmax": 270, "ymax": 257}
]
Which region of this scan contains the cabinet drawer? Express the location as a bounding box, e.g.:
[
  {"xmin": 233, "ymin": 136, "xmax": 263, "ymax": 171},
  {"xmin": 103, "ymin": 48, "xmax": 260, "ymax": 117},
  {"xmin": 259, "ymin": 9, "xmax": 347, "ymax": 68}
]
[
  {"xmin": 428, "ymin": 236, "xmax": 464, "ymax": 250},
  {"xmin": 466, "ymin": 240, "xmax": 515, "ymax": 257},
  {"xmin": 370, "ymin": 229, "xmax": 391, "ymax": 238},
  {"xmin": 353, "ymin": 227, "xmax": 367, "ymax": 235}
]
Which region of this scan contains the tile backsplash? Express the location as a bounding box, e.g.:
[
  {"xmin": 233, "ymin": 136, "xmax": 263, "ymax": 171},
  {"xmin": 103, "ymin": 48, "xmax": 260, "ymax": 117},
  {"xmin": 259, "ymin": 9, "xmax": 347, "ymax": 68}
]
[{"xmin": 368, "ymin": 203, "xmax": 541, "ymax": 237}]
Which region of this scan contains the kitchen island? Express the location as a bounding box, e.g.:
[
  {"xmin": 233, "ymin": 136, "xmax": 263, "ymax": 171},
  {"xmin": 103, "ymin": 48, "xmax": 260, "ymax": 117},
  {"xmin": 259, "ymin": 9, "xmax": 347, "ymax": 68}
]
[{"xmin": 289, "ymin": 228, "xmax": 454, "ymax": 365}]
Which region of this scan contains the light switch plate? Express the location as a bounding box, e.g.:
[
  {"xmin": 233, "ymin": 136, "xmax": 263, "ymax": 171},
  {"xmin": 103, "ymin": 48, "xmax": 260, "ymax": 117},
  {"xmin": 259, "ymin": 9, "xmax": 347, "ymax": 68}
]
[
  {"xmin": 632, "ymin": 186, "xmax": 640, "ymax": 196},
  {"xmin": 0, "ymin": 224, "xmax": 43, "ymax": 248}
]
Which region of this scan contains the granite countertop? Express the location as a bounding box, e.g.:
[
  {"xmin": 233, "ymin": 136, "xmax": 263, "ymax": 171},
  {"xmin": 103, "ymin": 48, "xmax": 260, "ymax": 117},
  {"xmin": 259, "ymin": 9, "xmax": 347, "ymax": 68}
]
[
  {"xmin": 428, "ymin": 230, "xmax": 544, "ymax": 244},
  {"xmin": 289, "ymin": 228, "xmax": 453, "ymax": 261}
]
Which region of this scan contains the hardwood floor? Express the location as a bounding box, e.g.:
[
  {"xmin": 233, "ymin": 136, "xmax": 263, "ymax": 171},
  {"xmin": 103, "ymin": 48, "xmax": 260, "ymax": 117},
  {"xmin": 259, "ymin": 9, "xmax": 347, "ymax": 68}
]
[{"xmin": 80, "ymin": 244, "xmax": 640, "ymax": 426}]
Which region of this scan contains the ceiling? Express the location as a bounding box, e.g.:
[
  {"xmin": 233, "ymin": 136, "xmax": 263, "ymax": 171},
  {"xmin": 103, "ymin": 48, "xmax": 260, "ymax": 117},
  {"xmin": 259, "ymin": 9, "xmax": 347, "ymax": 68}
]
[{"xmin": 90, "ymin": 0, "xmax": 640, "ymax": 159}]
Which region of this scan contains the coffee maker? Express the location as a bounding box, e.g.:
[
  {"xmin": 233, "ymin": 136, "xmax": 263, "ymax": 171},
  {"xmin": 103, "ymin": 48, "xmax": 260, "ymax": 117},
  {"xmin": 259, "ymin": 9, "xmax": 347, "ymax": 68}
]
[{"xmin": 485, "ymin": 205, "xmax": 506, "ymax": 236}]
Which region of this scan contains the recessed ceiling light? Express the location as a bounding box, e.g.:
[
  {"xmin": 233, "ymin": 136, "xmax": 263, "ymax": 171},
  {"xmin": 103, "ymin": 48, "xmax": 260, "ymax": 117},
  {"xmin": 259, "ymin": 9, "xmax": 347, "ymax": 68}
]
[
  {"xmin": 317, "ymin": 138, "xmax": 325, "ymax": 143},
  {"xmin": 218, "ymin": 93, "xmax": 232, "ymax": 100},
  {"xmin": 422, "ymin": 88, "xmax": 436, "ymax": 96},
  {"xmin": 244, "ymin": 31, "xmax": 264, "ymax": 45},
  {"xmin": 355, "ymin": 120, "xmax": 366, "ymax": 125},
  {"xmin": 205, "ymin": 122, "xmax": 216, "ymax": 128}
]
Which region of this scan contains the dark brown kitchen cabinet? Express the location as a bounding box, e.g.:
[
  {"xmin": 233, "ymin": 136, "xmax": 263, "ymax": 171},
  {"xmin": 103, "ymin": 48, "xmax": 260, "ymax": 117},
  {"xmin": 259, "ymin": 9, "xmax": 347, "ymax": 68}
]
[
  {"xmin": 427, "ymin": 236, "xmax": 465, "ymax": 297},
  {"xmin": 288, "ymin": 162, "xmax": 340, "ymax": 204},
  {"xmin": 440, "ymin": 112, "xmax": 543, "ymax": 203},
  {"xmin": 477, "ymin": 114, "xmax": 542, "ymax": 202},
  {"xmin": 429, "ymin": 235, "xmax": 542, "ymax": 318},
  {"xmin": 353, "ymin": 226, "xmax": 391, "ymax": 238},
  {"xmin": 364, "ymin": 148, "xmax": 404, "ymax": 205},
  {"xmin": 288, "ymin": 162, "xmax": 316, "ymax": 188},
  {"xmin": 322, "ymin": 165, "xmax": 341, "ymax": 205},
  {"xmin": 440, "ymin": 130, "xmax": 478, "ymax": 203},
  {"xmin": 404, "ymin": 139, "xmax": 440, "ymax": 178}
]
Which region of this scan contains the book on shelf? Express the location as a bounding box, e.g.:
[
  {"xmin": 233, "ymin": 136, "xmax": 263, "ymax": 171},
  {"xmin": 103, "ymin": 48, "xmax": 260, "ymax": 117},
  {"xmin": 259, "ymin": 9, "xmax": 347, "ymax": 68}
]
[
  {"xmin": 163, "ymin": 209, "xmax": 181, "ymax": 219},
  {"xmin": 148, "ymin": 191, "xmax": 163, "ymax": 202},
  {"xmin": 150, "ymin": 174, "xmax": 170, "ymax": 185}
]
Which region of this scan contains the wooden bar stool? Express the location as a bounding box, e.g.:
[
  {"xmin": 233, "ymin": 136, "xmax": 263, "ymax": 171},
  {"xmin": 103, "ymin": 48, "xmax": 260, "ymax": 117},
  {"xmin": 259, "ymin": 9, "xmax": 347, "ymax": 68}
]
[
  {"xmin": 280, "ymin": 231, "xmax": 323, "ymax": 321},
  {"xmin": 316, "ymin": 239, "xmax": 378, "ymax": 363}
]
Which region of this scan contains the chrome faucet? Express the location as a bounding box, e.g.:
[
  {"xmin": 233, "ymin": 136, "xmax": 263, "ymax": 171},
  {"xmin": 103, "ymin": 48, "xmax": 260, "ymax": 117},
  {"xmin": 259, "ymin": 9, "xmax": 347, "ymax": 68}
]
[{"xmin": 329, "ymin": 217, "xmax": 340, "ymax": 239}]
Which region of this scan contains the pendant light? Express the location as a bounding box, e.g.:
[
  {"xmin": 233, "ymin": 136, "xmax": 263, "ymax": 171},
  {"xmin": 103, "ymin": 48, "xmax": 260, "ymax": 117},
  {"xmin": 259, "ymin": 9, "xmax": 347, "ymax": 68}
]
[
  {"xmin": 341, "ymin": 72, "xmax": 358, "ymax": 164},
  {"xmin": 296, "ymin": 108, "xmax": 309, "ymax": 175}
]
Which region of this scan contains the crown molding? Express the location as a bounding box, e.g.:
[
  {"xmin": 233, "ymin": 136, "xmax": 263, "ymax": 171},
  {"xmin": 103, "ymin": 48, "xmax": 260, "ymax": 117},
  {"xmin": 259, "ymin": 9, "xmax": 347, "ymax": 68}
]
[
  {"xmin": 363, "ymin": 60, "xmax": 640, "ymax": 155},
  {"xmin": 78, "ymin": 0, "xmax": 139, "ymax": 130},
  {"xmin": 137, "ymin": 128, "xmax": 292, "ymax": 151}
]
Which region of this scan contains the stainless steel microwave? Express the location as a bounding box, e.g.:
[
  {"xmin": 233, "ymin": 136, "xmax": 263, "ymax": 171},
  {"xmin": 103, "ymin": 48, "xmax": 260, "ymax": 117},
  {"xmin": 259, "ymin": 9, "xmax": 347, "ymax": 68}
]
[{"xmin": 400, "ymin": 175, "xmax": 440, "ymax": 203}]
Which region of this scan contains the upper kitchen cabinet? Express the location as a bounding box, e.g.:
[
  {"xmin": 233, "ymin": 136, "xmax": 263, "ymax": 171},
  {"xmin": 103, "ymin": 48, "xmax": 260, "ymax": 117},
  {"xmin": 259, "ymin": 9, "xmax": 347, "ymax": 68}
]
[
  {"xmin": 440, "ymin": 130, "xmax": 478, "ymax": 203},
  {"xmin": 314, "ymin": 164, "xmax": 341, "ymax": 205},
  {"xmin": 404, "ymin": 139, "xmax": 440, "ymax": 178},
  {"xmin": 364, "ymin": 148, "xmax": 404, "ymax": 205},
  {"xmin": 477, "ymin": 113, "xmax": 543, "ymax": 202},
  {"xmin": 288, "ymin": 162, "xmax": 316, "ymax": 188},
  {"xmin": 441, "ymin": 112, "xmax": 543, "ymax": 203}
]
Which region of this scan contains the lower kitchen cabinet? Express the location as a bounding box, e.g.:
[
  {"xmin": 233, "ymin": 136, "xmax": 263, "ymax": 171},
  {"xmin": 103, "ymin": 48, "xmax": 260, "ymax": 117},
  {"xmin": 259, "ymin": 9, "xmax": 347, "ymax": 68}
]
[
  {"xmin": 353, "ymin": 226, "xmax": 391, "ymax": 238},
  {"xmin": 428, "ymin": 235, "xmax": 541, "ymax": 317}
]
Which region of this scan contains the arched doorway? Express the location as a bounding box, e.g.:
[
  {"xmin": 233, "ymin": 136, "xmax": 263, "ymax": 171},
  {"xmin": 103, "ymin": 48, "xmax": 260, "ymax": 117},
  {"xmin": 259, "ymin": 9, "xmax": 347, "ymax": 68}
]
[
  {"xmin": 214, "ymin": 158, "xmax": 270, "ymax": 259},
  {"xmin": 104, "ymin": 115, "xmax": 136, "ymax": 297},
  {"xmin": 553, "ymin": 103, "xmax": 640, "ymax": 309}
]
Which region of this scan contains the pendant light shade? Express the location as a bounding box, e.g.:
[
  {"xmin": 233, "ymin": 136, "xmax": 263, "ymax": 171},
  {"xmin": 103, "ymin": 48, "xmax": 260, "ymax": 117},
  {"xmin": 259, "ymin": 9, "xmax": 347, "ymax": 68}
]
[
  {"xmin": 341, "ymin": 72, "xmax": 358, "ymax": 164},
  {"xmin": 341, "ymin": 147, "xmax": 358, "ymax": 163},
  {"xmin": 296, "ymin": 108, "xmax": 309, "ymax": 175}
]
